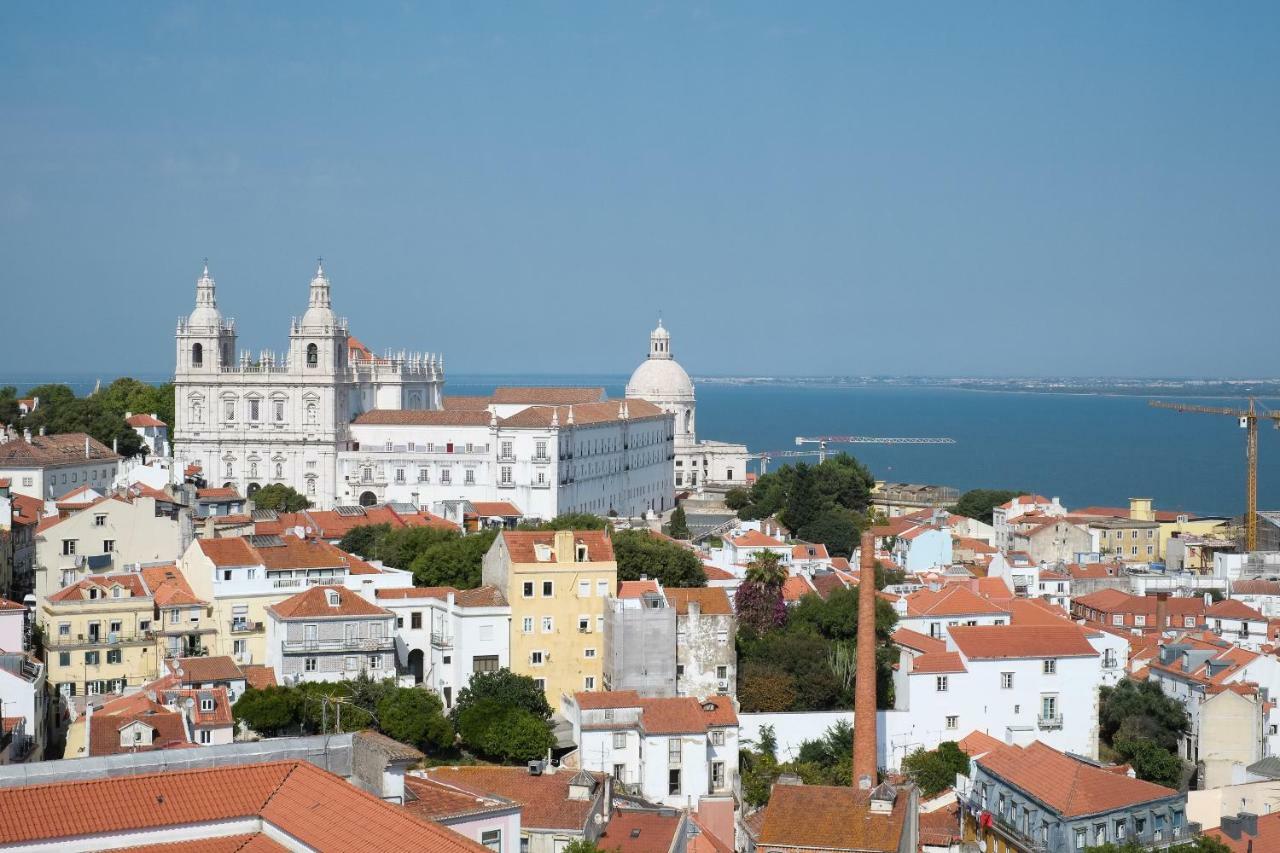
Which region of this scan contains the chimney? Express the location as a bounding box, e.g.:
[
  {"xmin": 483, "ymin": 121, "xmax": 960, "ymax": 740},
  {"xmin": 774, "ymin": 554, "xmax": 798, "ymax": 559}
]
[
  {"xmin": 853, "ymin": 531, "xmax": 878, "ymax": 788},
  {"xmin": 1154, "ymin": 591, "xmax": 1169, "ymax": 632},
  {"xmin": 85, "ymin": 436, "xmax": 90, "ymax": 458},
  {"xmin": 22, "ymin": 427, "xmax": 31, "ymax": 443},
  {"xmin": 39, "ymin": 426, "xmax": 45, "ymax": 436}
]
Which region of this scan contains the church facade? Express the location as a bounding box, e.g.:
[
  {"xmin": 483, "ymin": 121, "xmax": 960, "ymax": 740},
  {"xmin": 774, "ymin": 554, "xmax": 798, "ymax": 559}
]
[
  {"xmin": 172, "ymin": 263, "xmax": 443, "ymax": 508},
  {"xmin": 625, "ymin": 321, "xmax": 749, "ymax": 491}
]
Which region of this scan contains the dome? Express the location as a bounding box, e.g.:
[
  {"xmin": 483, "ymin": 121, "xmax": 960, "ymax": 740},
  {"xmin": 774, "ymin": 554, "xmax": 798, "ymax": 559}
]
[
  {"xmin": 626, "ymin": 357, "xmax": 695, "ymax": 402},
  {"xmin": 300, "ymin": 261, "xmax": 337, "ymax": 328},
  {"xmin": 186, "ymin": 262, "xmax": 223, "ymax": 328}
]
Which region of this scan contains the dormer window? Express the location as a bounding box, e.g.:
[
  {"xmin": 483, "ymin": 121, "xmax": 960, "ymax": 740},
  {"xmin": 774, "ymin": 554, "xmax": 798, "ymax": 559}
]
[
  {"xmin": 201, "ymin": 697, "xmax": 215, "ymax": 712},
  {"xmin": 576, "ymin": 543, "xmax": 589, "ymax": 562},
  {"xmin": 327, "ymin": 590, "xmax": 340, "ymax": 607}
]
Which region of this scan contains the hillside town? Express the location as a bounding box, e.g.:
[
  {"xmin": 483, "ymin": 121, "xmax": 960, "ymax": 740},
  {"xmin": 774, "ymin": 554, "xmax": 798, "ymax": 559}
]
[{"xmin": 0, "ymin": 268, "xmax": 1273, "ymax": 851}]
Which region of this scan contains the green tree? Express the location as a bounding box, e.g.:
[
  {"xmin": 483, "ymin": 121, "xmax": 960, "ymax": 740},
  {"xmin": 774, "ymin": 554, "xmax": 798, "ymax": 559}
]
[
  {"xmin": 377, "ymin": 688, "xmax": 454, "ymax": 752},
  {"xmin": 408, "ymin": 529, "xmax": 498, "ymax": 589},
  {"xmin": 451, "ymin": 668, "xmax": 553, "ymax": 723},
  {"xmin": 611, "ymin": 529, "xmax": 706, "ymax": 588},
  {"xmin": 233, "ymin": 686, "xmax": 301, "ymax": 736},
  {"xmin": 381, "ymin": 526, "xmax": 462, "ymax": 570},
  {"xmin": 796, "ymin": 506, "xmax": 861, "ymax": 559},
  {"xmin": 562, "ymin": 839, "xmax": 605, "ymax": 853},
  {"xmin": 949, "ymin": 489, "xmax": 1026, "ymax": 526},
  {"xmin": 667, "ymin": 506, "xmax": 691, "ymax": 539},
  {"xmin": 1113, "ymin": 738, "xmax": 1187, "ymax": 789},
  {"xmin": 744, "ymin": 550, "xmax": 787, "ymax": 586},
  {"xmin": 902, "ymin": 741, "xmax": 970, "ymax": 797},
  {"xmin": 724, "ymin": 487, "xmax": 751, "ymax": 511},
  {"xmin": 251, "ymin": 483, "xmax": 311, "ymax": 512},
  {"xmin": 1099, "ymin": 679, "xmax": 1190, "ymax": 754},
  {"xmin": 338, "ymin": 524, "xmax": 393, "ymax": 560},
  {"xmin": 0, "ymin": 386, "xmax": 20, "ymax": 425},
  {"xmin": 455, "ymin": 699, "xmax": 555, "ymax": 762},
  {"xmin": 521, "ymin": 513, "xmax": 609, "ymax": 531},
  {"xmin": 737, "ymin": 662, "xmax": 798, "ymax": 712},
  {"xmin": 1087, "ymin": 839, "xmax": 1230, "ymax": 853}
]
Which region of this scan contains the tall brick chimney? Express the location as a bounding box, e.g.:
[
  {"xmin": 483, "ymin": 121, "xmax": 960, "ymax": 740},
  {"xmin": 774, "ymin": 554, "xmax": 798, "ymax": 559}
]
[
  {"xmin": 853, "ymin": 531, "xmax": 878, "ymax": 788},
  {"xmin": 1154, "ymin": 591, "xmax": 1169, "ymax": 633}
]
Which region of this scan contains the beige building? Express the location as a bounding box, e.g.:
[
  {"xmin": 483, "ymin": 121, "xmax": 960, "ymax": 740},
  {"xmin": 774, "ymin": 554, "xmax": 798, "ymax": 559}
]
[
  {"xmin": 41, "ymin": 573, "xmax": 159, "ymax": 698},
  {"xmin": 34, "ymin": 495, "xmax": 183, "ymax": 606},
  {"xmin": 1199, "ymin": 687, "xmax": 1266, "ymax": 790},
  {"xmin": 482, "ymin": 530, "xmax": 616, "ymax": 704}
]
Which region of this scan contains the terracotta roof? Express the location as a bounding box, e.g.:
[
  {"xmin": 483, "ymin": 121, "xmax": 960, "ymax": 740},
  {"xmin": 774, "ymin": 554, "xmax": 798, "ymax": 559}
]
[
  {"xmin": 791, "ymin": 543, "xmax": 829, "ymax": 560},
  {"xmin": 953, "ymin": 536, "xmax": 997, "ymax": 554},
  {"xmin": 957, "ymin": 730, "xmax": 1008, "ymax": 757},
  {"xmin": 498, "ymin": 530, "xmax": 615, "ymax": 564},
  {"xmin": 1205, "ymin": 810, "xmax": 1280, "ymax": 852},
  {"xmin": 141, "ymin": 565, "xmax": 205, "ymax": 607},
  {"xmin": 1074, "ymin": 589, "xmax": 1207, "ymax": 617},
  {"xmin": 197, "ymin": 535, "xmax": 360, "ymax": 572},
  {"xmin": 911, "ymin": 652, "xmax": 967, "ymax": 674},
  {"xmin": 158, "ymin": 687, "xmax": 234, "ymax": 727},
  {"xmin": 919, "ymin": 800, "xmax": 963, "ymax": 847},
  {"xmin": 759, "ymin": 783, "xmax": 908, "ymax": 852},
  {"xmin": 240, "ymin": 664, "xmax": 277, "ymax": 690},
  {"xmin": 0, "ymin": 432, "xmax": 118, "ymax": 466},
  {"xmin": 440, "ymin": 396, "xmax": 492, "ymax": 410},
  {"xmin": 949, "ymin": 625, "xmax": 1098, "ymax": 660},
  {"xmin": 376, "ymin": 585, "xmax": 506, "ymax": 608},
  {"xmin": 810, "ymin": 571, "xmax": 850, "ymax": 600},
  {"xmin": 125, "ymin": 413, "xmax": 166, "ymax": 427},
  {"xmin": 729, "ymin": 530, "xmax": 785, "ymax": 549},
  {"xmin": 426, "ymin": 766, "xmax": 603, "ymax": 831},
  {"xmin": 1208, "ymin": 599, "xmax": 1266, "ymax": 621},
  {"xmin": 128, "ymin": 482, "xmax": 183, "ymax": 504},
  {"xmin": 56, "ymin": 484, "xmax": 101, "ymax": 504},
  {"xmin": 976, "ymin": 741, "xmax": 1178, "ymax": 817},
  {"xmin": 780, "ymin": 575, "xmax": 814, "ymax": 602},
  {"xmin": 664, "ymin": 587, "xmax": 733, "ymax": 616},
  {"xmin": 0, "ymin": 597, "xmax": 26, "ymax": 612},
  {"xmin": 47, "ymin": 572, "xmax": 150, "ymax": 603},
  {"xmin": 1073, "ymin": 505, "xmax": 1197, "ymax": 523},
  {"xmin": 167, "ymin": 656, "xmax": 244, "ymax": 684},
  {"xmin": 892, "ymin": 627, "xmax": 947, "ymax": 655},
  {"xmin": 113, "ymin": 835, "xmax": 286, "ymax": 852},
  {"xmin": 1004, "ymin": 598, "xmax": 1074, "ymax": 626},
  {"xmin": 702, "ymin": 565, "xmax": 735, "ymax": 580},
  {"xmin": 402, "ymin": 775, "xmax": 514, "ymax": 822},
  {"xmin": 9, "ymin": 492, "xmax": 43, "ymax": 525},
  {"xmin": 640, "ymin": 695, "xmax": 737, "ymax": 734},
  {"xmin": 1232, "ymin": 580, "xmax": 1280, "ymax": 596},
  {"xmin": 268, "ymin": 586, "xmax": 391, "ymax": 619},
  {"xmin": 89, "ymin": 708, "xmax": 191, "ymax": 756},
  {"xmin": 598, "ymin": 809, "xmax": 684, "ymax": 853},
  {"xmin": 618, "ymin": 580, "xmax": 660, "ymax": 599},
  {"xmin": 490, "ymin": 386, "xmax": 606, "ymax": 405},
  {"xmin": 498, "ymin": 399, "xmax": 667, "ymax": 428},
  {"xmin": 196, "ymin": 488, "xmax": 241, "ymax": 500},
  {"xmin": 903, "ymin": 585, "xmax": 1011, "ymax": 618},
  {"xmin": 352, "ymin": 409, "xmax": 493, "ymax": 426},
  {"xmin": 575, "ymin": 690, "xmax": 644, "ymax": 710},
  {"xmin": 469, "ymin": 501, "xmax": 522, "ymax": 517}
]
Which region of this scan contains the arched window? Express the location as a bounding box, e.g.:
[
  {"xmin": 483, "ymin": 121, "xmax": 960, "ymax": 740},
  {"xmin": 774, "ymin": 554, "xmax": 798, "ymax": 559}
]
[
  {"xmin": 684, "ymin": 409, "xmax": 693, "ymax": 434},
  {"xmin": 192, "ymin": 343, "xmax": 203, "ymax": 367},
  {"xmin": 307, "ymin": 343, "xmax": 318, "ymax": 367}
]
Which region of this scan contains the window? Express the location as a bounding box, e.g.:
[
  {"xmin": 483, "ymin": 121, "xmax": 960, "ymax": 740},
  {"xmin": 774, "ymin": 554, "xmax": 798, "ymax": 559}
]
[
  {"xmin": 306, "ymin": 343, "xmax": 318, "ymax": 366},
  {"xmin": 58, "ymin": 652, "xmax": 70, "ymax": 667},
  {"xmin": 936, "ymin": 676, "xmax": 949, "ymax": 692},
  {"xmin": 716, "ymin": 665, "xmax": 729, "ymax": 680},
  {"xmin": 500, "ymin": 466, "xmax": 512, "ymax": 485},
  {"xmin": 584, "ymin": 648, "xmax": 596, "ymax": 659},
  {"xmin": 613, "ymin": 763, "xmax": 625, "ymax": 781},
  {"xmin": 1184, "ymin": 616, "xmax": 1196, "ymax": 627},
  {"xmin": 192, "ymin": 342, "xmax": 203, "ymax": 366},
  {"xmin": 928, "ymin": 622, "xmax": 941, "ymax": 639},
  {"xmin": 440, "ymin": 469, "xmax": 450, "ymax": 485},
  {"xmin": 103, "ymin": 539, "xmax": 115, "ymax": 553},
  {"xmin": 1042, "ymin": 694, "xmax": 1059, "ymax": 720},
  {"xmin": 578, "ymin": 580, "xmax": 591, "ymax": 598},
  {"xmin": 62, "ymin": 539, "xmax": 77, "ymax": 556},
  {"xmin": 711, "ymin": 729, "xmax": 725, "ymax": 746},
  {"xmin": 107, "ymin": 649, "xmax": 121, "ymax": 664},
  {"xmin": 597, "ymin": 579, "xmax": 609, "ymax": 597},
  {"xmin": 584, "ymin": 676, "xmax": 595, "ymax": 689},
  {"xmin": 522, "ymin": 617, "xmax": 534, "ymax": 634},
  {"xmin": 481, "ymin": 829, "xmax": 501, "ymax": 852},
  {"xmin": 473, "ymin": 655, "xmax": 499, "ymax": 673},
  {"xmin": 369, "ymin": 655, "xmax": 381, "ymax": 669},
  {"xmin": 1115, "ymin": 819, "xmax": 1127, "ymax": 840},
  {"xmin": 84, "ymin": 651, "xmax": 100, "ymax": 665},
  {"xmin": 522, "ymin": 581, "xmax": 534, "ymax": 598},
  {"xmin": 198, "ymin": 729, "xmax": 212, "ymax": 744},
  {"xmin": 579, "ymin": 616, "xmax": 590, "ymax": 632},
  {"xmin": 224, "ymin": 400, "xmax": 236, "ymax": 421},
  {"xmin": 530, "ymin": 651, "xmax": 544, "ymax": 665},
  {"xmin": 344, "ymin": 656, "xmax": 358, "ymax": 671},
  {"xmin": 1001, "ymin": 672, "xmax": 1014, "ymax": 689},
  {"xmin": 1112, "ymin": 614, "xmax": 1124, "ymax": 626},
  {"xmin": 464, "ymin": 468, "xmax": 476, "ymax": 485},
  {"xmin": 395, "ymin": 468, "xmax": 405, "ymax": 483},
  {"xmin": 1094, "ymin": 823, "xmax": 1107, "ymax": 845},
  {"xmin": 542, "ymin": 616, "xmax": 553, "ymax": 633},
  {"xmin": 304, "ymin": 657, "xmax": 317, "ymax": 672},
  {"xmin": 306, "ymin": 402, "xmax": 317, "ymax": 425},
  {"xmin": 669, "ymin": 739, "xmax": 681, "ymax": 763},
  {"xmin": 1043, "ymin": 659, "xmax": 1057, "ymax": 674},
  {"xmin": 1135, "ymin": 614, "xmax": 1147, "ymax": 627},
  {"xmin": 542, "ymin": 580, "xmax": 554, "ymax": 597},
  {"xmin": 711, "ymin": 761, "xmax": 725, "ymax": 790},
  {"xmin": 668, "ymin": 768, "xmax": 681, "ymax": 796},
  {"xmin": 94, "ymin": 514, "xmax": 106, "ymax": 527},
  {"xmin": 945, "ymin": 715, "xmax": 958, "ymax": 730},
  {"xmin": 410, "ymin": 612, "xmax": 422, "ymax": 630},
  {"xmin": 249, "ymin": 398, "xmax": 260, "ymax": 421}
]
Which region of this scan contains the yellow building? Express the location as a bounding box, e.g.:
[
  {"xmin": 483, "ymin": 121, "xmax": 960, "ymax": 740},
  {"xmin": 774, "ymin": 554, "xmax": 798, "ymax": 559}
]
[
  {"xmin": 41, "ymin": 573, "xmax": 159, "ymax": 698},
  {"xmin": 482, "ymin": 530, "xmax": 616, "ymax": 704},
  {"xmin": 1076, "ymin": 498, "xmax": 1231, "ymax": 561}
]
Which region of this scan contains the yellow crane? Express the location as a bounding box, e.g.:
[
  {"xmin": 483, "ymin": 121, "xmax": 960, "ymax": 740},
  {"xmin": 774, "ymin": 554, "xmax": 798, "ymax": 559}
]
[{"xmin": 1149, "ymin": 398, "xmax": 1280, "ymax": 550}]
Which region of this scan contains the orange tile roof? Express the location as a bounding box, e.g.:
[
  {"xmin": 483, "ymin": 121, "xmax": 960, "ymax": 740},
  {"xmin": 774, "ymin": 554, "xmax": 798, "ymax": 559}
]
[
  {"xmin": 113, "ymin": 835, "xmax": 286, "ymax": 852},
  {"xmin": 575, "ymin": 690, "xmax": 644, "ymax": 710},
  {"xmin": 702, "ymin": 565, "xmax": 735, "ymax": 580},
  {"xmin": 497, "ymin": 398, "xmax": 667, "ymax": 428},
  {"xmin": 167, "ymin": 656, "xmax": 245, "ymax": 684},
  {"xmin": 426, "ymin": 766, "xmax": 603, "ymax": 831},
  {"xmin": 781, "ymin": 575, "xmax": 814, "ymax": 602},
  {"xmin": 957, "ymin": 730, "xmax": 1008, "ymax": 757},
  {"xmin": 141, "ymin": 565, "xmax": 206, "ymax": 607},
  {"xmin": 919, "ymin": 800, "xmax": 962, "ymax": 847},
  {"xmin": 912, "ymin": 652, "xmax": 967, "ymax": 674},
  {"xmin": 664, "ymin": 587, "xmax": 733, "ymax": 616},
  {"xmin": 903, "ymin": 585, "xmax": 1011, "ymax": 618},
  {"xmin": 440, "ymin": 396, "xmax": 492, "ymax": 410},
  {"xmin": 891, "ymin": 627, "xmax": 947, "ymax": 655},
  {"xmin": 352, "ymin": 409, "xmax": 493, "ymax": 426},
  {"xmin": 490, "ymin": 386, "xmax": 607, "ymax": 405},
  {"xmin": 268, "ymin": 585, "xmax": 391, "ymax": 619},
  {"xmin": 949, "ymin": 625, "xmax": 1098, "ymax": 660},
  {"xmin": 976, "ymin": 741, "xmax": 1178, "ymax": 817},
  {"xmin": 402, "ymin": 775, "xmax": 514, "ymax": 822},
  {"xmin": 1205, "ymin": 810, "xmax": 1280, "ymax": 852},
  {"xmin": 1207, "ymin": 599, "xmax": 1266, "ymax": 621},
  {"xmin": 240, "ymin": 664, "xmax": 277, "ymax": 690},
  {"xmin": 125, "ymin": 413, "xmax": 167, "ymax": 427},
  {"xmin": 196, "ymin": 488, "xmax": 241, "ymax": 500},
  {"xmin": 728, "ymin": 529, "xmax": 785, "ymax": 549},
  {"xmin": 47, "ymin": 572, "xmax": 150, "ymax": 603},
  {"xmin": 499, "ymin": 530, "xmax": 615, "ymax": 564},
  {"xmin": 89, "ymin": 708, "xmax": 191, "ymax": 756},
  {"xmin": 375, "ymin": 585, "xmax": 506, "ymax": 607},
  {"xmin": 618, "ymin": 580, "xmax": 660, "ymax": 599},
  {"xmin": 1004, "ymin": 598, "xmax": 1075, "ymax": 626},
  {"xmin": 792, "ymin": 543, "xmax": 830, "ymax": 560},
  {"xmin": 759, "ymin": 783, "xmax": 908, "ymax": 852},
  {"xmin": 469, "ymin": 501, "xmax": 522, "ymax": 517},
  {"xmin": 0, "ymin": 432, "xmax": 118, "ymax": 466},
  {"xmin": 598, "ymin": 809, "xmax": 684, "ymax": 852}
]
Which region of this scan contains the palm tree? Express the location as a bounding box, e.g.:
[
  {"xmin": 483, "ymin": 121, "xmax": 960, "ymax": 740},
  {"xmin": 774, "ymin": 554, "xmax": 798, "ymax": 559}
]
[{"xmin": 745, "ymin": 550, "xmax": 787, "ymax": 587}]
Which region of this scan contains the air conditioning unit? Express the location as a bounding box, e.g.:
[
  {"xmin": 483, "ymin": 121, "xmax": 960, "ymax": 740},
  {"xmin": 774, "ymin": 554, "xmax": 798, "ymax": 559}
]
[
  {"xmin": 717, "ymin": 680, "xmax": 728, "ymax": 692},
  {"xmin": 528, "ymin": 760, "xmax": 545, "ymax": 776}
]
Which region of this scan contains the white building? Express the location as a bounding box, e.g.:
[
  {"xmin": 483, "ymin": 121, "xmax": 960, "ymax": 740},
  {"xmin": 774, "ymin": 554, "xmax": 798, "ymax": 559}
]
[
  {"xmin": 265, "ymin": 585, "xmax": 397, "ymax": 684},
  {"xmin": 992, "ymin": 495, "xmax": 1065, "ymax": 552},
  {"xmin": 891, "ymin": 585, "xmax": 1013, "ymax": 643},
  {"xmin": 563, "ymin": 690, "xmax": 738, "ymax": 808},
  {"xmin": 341, "ymin": 396, "xmax": 675, "ymax": 519},
  {"xmin": 624, "ymin": 320, "xmax": 748, "ymax": 491},
  {"xmin": 0, "ymin": 428, "xmax": 120, "ymax": 502},
  {"xmin": 886, "ymin": 624, "xmax": 1111, "ymax": 769},
  {"xmin": 374, "ymin": 585, "xmax": 509, "ymax": 709},
  {"xmin": 0, "ymin": 648, "xmax": 45, "ymax": 762},
  {"xmin": 126, "ymin": 413, "xmax": 170, "ymax": 459},
  {"xmin": 1205, "ymin": 599, "xmax": 1269, "ymax": 650},
  {"xmin": 173, "ymin": 261, "xmax": 444, "ymax": 509}
]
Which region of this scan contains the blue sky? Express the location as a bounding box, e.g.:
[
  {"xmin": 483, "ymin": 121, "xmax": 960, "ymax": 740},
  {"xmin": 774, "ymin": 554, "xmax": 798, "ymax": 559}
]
[{"xmin": 3, "ymin": 3, "xmax": 1278, "ymax": 378}]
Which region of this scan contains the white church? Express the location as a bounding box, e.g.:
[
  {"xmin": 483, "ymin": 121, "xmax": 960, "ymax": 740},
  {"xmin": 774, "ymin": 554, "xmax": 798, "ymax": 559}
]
[{"xmin": 173, "ymin": 262, "xmax": 748, "ymax": 517}]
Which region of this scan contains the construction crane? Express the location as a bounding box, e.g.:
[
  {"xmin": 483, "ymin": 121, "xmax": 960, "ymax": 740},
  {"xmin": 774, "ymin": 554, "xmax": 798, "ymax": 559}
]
[
  {"xmin": 794, "ymin": 435, "xmax": 957, "ymax": 464},
  {"xmin": 1149, "ymin": 398, "xmax": 1280, "ymax": 551}
]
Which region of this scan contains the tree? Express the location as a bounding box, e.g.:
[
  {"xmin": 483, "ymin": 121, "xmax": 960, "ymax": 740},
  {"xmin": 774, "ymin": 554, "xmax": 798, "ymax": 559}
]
[
  {"xmin": 1099, "ymin": 679, "xmax": 1190, "ymax": 754},
  {"xmin": 902, "ymin": 741, "xmax": 970, "ymax": 797},
  {"xmin": 724, "ymin": 487, "xmax": 751, "ymax": 511},
  {"xmin": 735, "ymin": 579, "xmax": 787, "ymax": 635},
  {"xmin": 737, "ymin": 662, "xmax": 798, "ymax": 712},
  {"xmin": 338, "ymin": 524, "xmax": 393, "ymax": 560},
  {"xmin": 233, "ymin": 686, "xmax": 301, "ymax": 736},
  {"xmin": 251, "ymin": 483, "xmax": 311, "ymax": 512},
  {"xmin": 796, "ymin": 507, "xmax": 860, "ymax": 559},
  {"xmin": 949, "ymin": 489, "xmax": 1027, "ymax": 526},
  {"xmin": 1087, "ymin": 840, "xmax": 1230, "ymax": 853},
  {"xmin": 667, "ymin": 506, "xmax": 691, "ymax": 539},
  {"xmin": 408, "ymin": 529, "xmax": 498, "ymax": 589},
  {"xmin": 874, "ymin": 561, "xmax": 907, "ymax": 590},
  {"xmin": 744, "ymin": 550, "xmax": 787, "ymax": 586},
  {"xmin": 562, "ymin": 840, "xmax": 605, "ymax": 853},
  {"xmin": 451, "ymin": 668, "xmax": 553, "ymax": 723},
  {"xmin": 522, "ymin": 513, "xmax": 608, "ymax": 531},
  {"xmin": 611, "ymin": 529, "xmax": 706, "ymax": 588},
  {"xmin": 1113, "ymin": 738, "xmax": 1187, "ymax": 789},
  {"xmin": 377, "ymin": 688, "xmax": 454, "ymax": 752},
  {"xmin": 455, "ymin": 699, "xmax": 555, "ymax": 762}
]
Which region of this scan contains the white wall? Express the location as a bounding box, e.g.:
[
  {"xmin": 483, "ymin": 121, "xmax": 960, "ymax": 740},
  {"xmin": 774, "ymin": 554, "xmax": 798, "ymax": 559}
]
[{"xmin": 738, "ymin": 711, "xmax": 854, "ymax": 762}]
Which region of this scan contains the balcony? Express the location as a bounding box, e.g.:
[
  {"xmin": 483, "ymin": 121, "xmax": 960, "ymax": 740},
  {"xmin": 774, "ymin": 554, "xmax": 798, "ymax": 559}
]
[
  {"xmin": 230, "ymin": 619, "xmax": 264, "ymax": 634},
  {"xmin": 1037, "ymin": 714, "xmax": 1064, "ymax": 730},
  {"xmin": 48, "ymin": 631, "xmax": 153, "ymax": 650},
  {"xmin": 430, "ymin": 632, "xmax": 453, "ymax": 649},
  {"xmin": 497, "ymin": 480, "xmax": 515, "ymax": 489},
  {"xmin": 532, "ymin": 454, "xmax": 552, "ymax": 463},
  {"xmin": 281, "ymin": 637, "xmax": 395, "ymax": 654},
  {"xmin": 498, "ymin": 452, "xmax": 517, "ymax": 463}
]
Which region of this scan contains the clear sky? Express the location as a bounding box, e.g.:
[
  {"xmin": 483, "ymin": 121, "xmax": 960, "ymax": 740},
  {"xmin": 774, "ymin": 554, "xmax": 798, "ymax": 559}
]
[{"xmin": 3, "ymin": 3, "xmax": 1278, "ymax": 378}]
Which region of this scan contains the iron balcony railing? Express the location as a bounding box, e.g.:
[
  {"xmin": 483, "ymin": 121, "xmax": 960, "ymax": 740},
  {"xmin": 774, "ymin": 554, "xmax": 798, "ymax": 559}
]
[
  {"xmin": 282, "ymin": 637, "xmax": 395, "ymax": 653},
  {"xmin": 47, "ymin": 631, "xmax": 153, "ymax": 649},
  {"xmin": 1037, "ymin": 714, "xmax": 1064, "ymax": 730}
]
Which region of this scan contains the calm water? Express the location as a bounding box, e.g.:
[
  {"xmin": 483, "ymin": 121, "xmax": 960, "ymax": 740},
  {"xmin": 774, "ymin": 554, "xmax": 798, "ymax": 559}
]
[{"xmin": 6, "ymin": 372, "xmax": 1274, "ymax": 517}]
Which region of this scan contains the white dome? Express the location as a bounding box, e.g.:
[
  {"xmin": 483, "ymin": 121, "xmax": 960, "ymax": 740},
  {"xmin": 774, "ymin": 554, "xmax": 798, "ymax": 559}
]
[
  {"xmin": 300, "ymin": 261, "xmax": 337, "ymax": 328},
  {"xmin": 187, "ymin": 262, "xmax": 222, "ymax": 328},
  {"xmin": 626, "ymin": 357, "xmax": 694, "ymax": 402}
]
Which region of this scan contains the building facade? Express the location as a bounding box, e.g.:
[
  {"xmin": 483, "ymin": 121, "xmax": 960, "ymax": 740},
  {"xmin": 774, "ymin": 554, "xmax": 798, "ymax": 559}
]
[
  {"xmin": 173, "ymin": 262, "xmax": 444, "ymax": 509},
  {"xmin": 0, "ymin": 429, "xmax": 120, "ymax": 502},
  {"xmin": 265, "ymin": 585, "xmax": 396, "ymax": 684}
]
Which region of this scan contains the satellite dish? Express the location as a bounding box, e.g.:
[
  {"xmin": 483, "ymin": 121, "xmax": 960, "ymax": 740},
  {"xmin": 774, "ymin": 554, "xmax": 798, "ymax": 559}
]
[
  {"xmin": 184, "ymin": 697, "xmax": 195, "ymax": 710},
  {"xmin": 593, "ymin": 814, "xmax": 604, "ymax": 825},
  {"xmin": 978, "ymin": 842, "xmax": 987, "ymax": 852}
]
